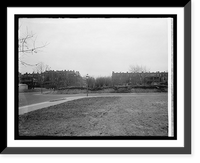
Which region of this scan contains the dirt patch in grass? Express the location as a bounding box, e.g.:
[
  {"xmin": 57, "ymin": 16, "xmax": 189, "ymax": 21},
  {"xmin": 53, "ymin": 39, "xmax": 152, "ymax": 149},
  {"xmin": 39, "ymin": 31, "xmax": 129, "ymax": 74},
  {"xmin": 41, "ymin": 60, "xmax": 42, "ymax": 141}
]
[{"xmin": 19, "ymin": 94, "xmax": 168, "ymax": 136}]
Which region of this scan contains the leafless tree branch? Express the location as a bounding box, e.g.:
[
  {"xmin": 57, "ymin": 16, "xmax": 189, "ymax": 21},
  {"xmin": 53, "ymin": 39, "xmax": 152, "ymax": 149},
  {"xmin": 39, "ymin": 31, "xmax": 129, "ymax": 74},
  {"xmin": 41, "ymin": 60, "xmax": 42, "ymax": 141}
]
[
  {"xmin": 20, "ymin": 60, "xmax": 40, "ymax": 67},
  {"xmin": 129, "ymin": 65, "xmax": 150, "ymax": 73},
  {"xmin": 19, "ymin": 42, "xmax": 49, "ymax": 54},
  {"xmin": 19, "ymin": 27, "xmax": 49, "ymax": 66}
]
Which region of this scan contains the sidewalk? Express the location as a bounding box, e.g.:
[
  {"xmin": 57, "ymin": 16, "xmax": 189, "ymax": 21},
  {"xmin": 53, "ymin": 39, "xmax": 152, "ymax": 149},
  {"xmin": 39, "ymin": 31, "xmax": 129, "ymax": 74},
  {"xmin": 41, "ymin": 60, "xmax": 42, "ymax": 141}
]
[{"xmin": 19, "ymin": 96, "xmax": 93, "ymax": 115}]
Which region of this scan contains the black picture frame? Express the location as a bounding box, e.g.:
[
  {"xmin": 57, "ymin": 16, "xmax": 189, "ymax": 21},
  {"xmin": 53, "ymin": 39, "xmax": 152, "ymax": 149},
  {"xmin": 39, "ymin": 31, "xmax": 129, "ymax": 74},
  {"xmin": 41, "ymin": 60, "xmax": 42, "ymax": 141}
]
[
  {"xmin": 2, "ymin": 1, "xmax": 191, "ymax": 154},
  {"xmin": 14, "ymin": 14, "xmax": 177, "ymax": 141}
]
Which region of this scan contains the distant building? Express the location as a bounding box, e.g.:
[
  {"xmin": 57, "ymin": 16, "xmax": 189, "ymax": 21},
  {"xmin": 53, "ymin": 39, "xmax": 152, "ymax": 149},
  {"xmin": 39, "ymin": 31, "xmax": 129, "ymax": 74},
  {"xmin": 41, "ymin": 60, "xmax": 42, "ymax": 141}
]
[
  {"xmin": 112, "ymin": 71, "xmax": 168, "ymax": 86},
  {"xmin": 19, "ymin": 70, "xmax": 84, "ymax": 89}
]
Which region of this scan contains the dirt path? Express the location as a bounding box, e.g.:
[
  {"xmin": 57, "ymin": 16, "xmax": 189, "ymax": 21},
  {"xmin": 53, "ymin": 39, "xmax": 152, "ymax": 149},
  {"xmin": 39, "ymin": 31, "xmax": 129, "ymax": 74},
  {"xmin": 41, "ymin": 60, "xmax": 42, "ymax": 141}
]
[{"xmin": 19, "ymin": 94, "xmax": 168, "ymax": 137}]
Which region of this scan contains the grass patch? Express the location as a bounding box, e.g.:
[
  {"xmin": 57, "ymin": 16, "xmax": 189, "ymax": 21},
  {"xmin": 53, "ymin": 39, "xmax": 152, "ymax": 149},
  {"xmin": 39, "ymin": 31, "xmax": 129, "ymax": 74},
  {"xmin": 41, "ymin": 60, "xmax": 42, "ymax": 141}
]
[{"xmin": 19, "ymin": 94, "xmax": 168, "ymax": 137}]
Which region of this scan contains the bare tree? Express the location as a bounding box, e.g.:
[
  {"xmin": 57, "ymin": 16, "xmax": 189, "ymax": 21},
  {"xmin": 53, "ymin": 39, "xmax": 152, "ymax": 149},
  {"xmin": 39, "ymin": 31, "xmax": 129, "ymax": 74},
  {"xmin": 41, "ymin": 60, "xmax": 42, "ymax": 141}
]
[
  {"xmin": 95, "ymin": 76, "xmax": 112, "ymax": 88},
  {"xmin": 19, "ymin": 26, "xmax": 49, "ymax": 66},
  {"xmin": 36, "ymin": 62, "xmax": 50, "ymax": 93},
  {"xmin": 129, "ymin": 65, "xmax": 149, "ymax": 73},
  {"xmin": 87, "ymin": 77, "xmax": 96, "ymax": 89}
]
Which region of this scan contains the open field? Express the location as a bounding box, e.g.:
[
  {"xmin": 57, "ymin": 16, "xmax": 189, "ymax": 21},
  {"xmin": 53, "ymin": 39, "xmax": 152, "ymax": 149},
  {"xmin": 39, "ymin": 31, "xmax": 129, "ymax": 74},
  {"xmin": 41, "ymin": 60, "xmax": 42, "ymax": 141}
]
[
  {"xmin": 18, "ymin": 92, "xmax": 86, "ymax": 107},
  {"xmin": 19, "ymin": 94, "xmax": 168, "ymax": 136},
  {"xmin": 19, "ymin": 91, "xmax": 166, "ymax": 107}
]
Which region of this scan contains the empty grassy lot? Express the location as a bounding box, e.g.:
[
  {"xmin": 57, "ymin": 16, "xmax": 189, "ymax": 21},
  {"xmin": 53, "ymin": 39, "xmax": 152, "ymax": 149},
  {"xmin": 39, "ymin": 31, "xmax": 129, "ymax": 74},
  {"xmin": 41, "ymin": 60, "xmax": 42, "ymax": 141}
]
[{"xmin": 19, "ymin": 94, "xmax": 168, "ymax": 136}]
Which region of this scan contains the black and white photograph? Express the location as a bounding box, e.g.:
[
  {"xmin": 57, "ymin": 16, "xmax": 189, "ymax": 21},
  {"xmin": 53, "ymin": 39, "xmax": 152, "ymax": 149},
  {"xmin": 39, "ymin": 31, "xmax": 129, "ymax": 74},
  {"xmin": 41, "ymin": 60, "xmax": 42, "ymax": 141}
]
[
  {"xmin": 3, "ymin": 2, "xmax": 192, "ymax": 155},
  {"xmin": 17, "ymin": 15, "xmax": 175, "ymax": 139}
]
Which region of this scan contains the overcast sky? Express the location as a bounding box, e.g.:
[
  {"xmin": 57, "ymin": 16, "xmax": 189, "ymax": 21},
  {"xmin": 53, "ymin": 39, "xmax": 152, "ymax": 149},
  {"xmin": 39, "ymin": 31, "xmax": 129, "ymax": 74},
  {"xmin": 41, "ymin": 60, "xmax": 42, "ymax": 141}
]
[{"xmin": 19, "ymin": 18, "xmax": 170, "ymax": 77}]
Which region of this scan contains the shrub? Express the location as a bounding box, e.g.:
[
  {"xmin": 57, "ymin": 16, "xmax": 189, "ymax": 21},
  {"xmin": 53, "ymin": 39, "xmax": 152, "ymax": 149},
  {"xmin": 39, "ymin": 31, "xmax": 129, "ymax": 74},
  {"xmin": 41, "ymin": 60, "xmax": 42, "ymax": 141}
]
[{"xmin": 114, "ymin": 88, "xmax": 131, "ymax": 93}]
